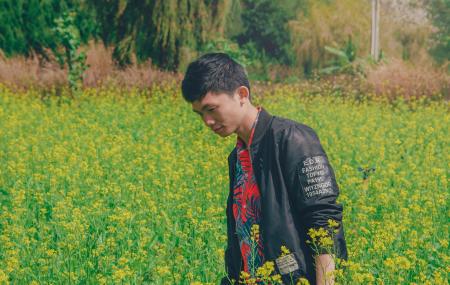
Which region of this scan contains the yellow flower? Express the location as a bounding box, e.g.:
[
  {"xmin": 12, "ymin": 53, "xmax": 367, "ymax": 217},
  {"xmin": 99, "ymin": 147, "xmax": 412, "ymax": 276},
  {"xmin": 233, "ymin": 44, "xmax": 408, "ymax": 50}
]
[
  {"xmin": 296, "ymin": 277, "xmax": 310, "ymax": 285},
  {"xmin": 280, "ymin": 245, "xmax": 291, "ymax": 256},
  {"xmin": 327, "ymin": 219, "xmax": 340, "ymax": 229},
  {"xmin": 318, "ymin": 236, "xmax": 334, "ymax": 248},
  {"xmin": 255, "ymin": 260, "xmax": 276, "ymax": 279},
  {"xmin": 186, "ymin": 272, "xmax": 194, "ymax": 280},
  {"xmin": 270, "ymin": 274, "xmax": 282, "ymax": 283},
  {"xmin": 239, "ymin": 271, "xmax": 251, "ymax": 282},
  {"xmin": 216, "ymin": 248, "xmax": 225, "ymax": 260},
  {"xmin": 0, "ymin": 270, "xmax": 8, "ymax": 282},
  {"xmin": 155, "ymin": 265, "xmax": 170, "ymax": 276},
  {"xmin": 396, "ymin": 256, "xmax": 411, "ymax": 271},
  {"xmin": 96, "ymin": 274, "xmax": 107, "ymax": 285},
  {"xmin": 118, "ymin": 256, "xmax": 129, "ymax": 266},
  {"xmin": 250, "ymin": 224, "xmax": 260, "ymax": 243}
]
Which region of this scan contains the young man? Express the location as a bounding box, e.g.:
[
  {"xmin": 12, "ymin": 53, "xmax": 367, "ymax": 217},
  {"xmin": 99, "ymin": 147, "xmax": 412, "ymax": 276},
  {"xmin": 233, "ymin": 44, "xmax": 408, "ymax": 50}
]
[{"xmin": 181, "ymin": 53, "xmax": 348, "ymax": 285}]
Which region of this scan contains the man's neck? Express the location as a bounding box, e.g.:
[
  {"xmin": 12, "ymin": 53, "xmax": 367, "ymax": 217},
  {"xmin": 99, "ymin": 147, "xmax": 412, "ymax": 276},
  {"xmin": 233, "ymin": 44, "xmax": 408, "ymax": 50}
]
[{"xmin": 236, "ymin": 105, "xmax": 259, "ymax": 147}]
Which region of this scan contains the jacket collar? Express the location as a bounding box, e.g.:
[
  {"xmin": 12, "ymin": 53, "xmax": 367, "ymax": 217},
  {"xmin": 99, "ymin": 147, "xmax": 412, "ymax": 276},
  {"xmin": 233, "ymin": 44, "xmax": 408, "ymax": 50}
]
[{"xmin": 250, "ymin": 106, "xmax": 273, "ymax": 148}]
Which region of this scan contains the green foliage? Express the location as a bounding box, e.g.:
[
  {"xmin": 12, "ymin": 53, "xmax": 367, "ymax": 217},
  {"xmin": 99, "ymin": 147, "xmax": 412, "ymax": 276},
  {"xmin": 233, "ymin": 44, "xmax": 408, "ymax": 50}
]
[
  {"xmin": 0, "ymin": 0, "xmax": 57, "ymax": 59},
  {"xmin": 288, "ymin": 0, "xmax": 371, "ymax": 77},
  {"xmin": 88, "ymin": 0, "xmax": 239, "ymax": 71},
  {"xmin": 200, "ymin": 38, "xmax": 274, "ymax": 81},
  {"xmin": 0, "ymin": 0, "xmax": 96, "ymax": 60},
  {"xmin": 53, "ymin": 12, "xmax": 88, "ymax": 93},
  {"xmin": 0, "ymin": 0, "xmax": 444, "ymax": 79},
  {"xmin": 86, "ymin": 0, "xmax": 119, "ymax": 46},
  {"xmin": 427, "ymin": 0, "xmax": 450, "ymax": 67},
  {"xmin": 319, "ymin": 36, "xmax": 366, "ymax": 77},
  {"xmin": 344, "ymin": 36, "xmax": 357, "ymax": 62},
  {"xmin": 395, "ymin": 29, "xmax": 414, "ymax": 61},
  {"xmin": 201, "ymin": 38, "xmax": 253, "ymax": 68},
  {"xmin": 236, "ymin": 0, "xmax": 298, "ymax": 65}
]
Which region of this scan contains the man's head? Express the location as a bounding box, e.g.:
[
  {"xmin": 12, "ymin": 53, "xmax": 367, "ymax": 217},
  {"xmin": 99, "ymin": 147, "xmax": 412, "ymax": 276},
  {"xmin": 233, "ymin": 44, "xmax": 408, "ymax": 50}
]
[{"xmin": 181, "ymin": 53, "xmax": 253, "ymax": 137}]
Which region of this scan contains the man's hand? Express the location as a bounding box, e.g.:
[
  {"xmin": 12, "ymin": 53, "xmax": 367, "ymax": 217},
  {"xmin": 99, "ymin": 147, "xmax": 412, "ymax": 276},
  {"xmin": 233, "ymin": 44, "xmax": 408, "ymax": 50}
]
[{"xmin": 315, "ymin": 254, "xmax": 335, "ymax": 285}]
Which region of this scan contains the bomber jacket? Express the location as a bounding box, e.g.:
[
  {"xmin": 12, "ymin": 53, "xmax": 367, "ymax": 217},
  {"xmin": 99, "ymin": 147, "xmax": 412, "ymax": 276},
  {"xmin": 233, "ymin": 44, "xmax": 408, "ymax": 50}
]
[{"xmin": 220, "ymin": 107, "xmax": 348, "ymax": 285}]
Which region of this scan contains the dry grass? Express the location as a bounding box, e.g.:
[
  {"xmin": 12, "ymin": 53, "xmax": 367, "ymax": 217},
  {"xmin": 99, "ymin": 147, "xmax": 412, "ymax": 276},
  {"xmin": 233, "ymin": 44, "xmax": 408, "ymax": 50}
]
[
  {"xmin": 83, "ymin": 42, "xmax": 182, "ymax": 89},
  {"xmin": 0, "ymin": 42, "xmax": 448, "ymax": 101},
  {"xmin": 0, "ymin": 41, "xmax": 181, "ymax": 92},
  {"xmin": 0, "ymin": 51, "xmax": 66, "ymax": 90},
  {"xmin": 365, "ymin": 58, "xmax": 449, "ymax": 100}
]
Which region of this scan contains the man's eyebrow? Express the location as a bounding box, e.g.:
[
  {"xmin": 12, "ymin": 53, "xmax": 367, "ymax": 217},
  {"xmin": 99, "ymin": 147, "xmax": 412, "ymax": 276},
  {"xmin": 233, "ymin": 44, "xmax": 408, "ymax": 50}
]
[{"xmin": 192, "ymin": 104, "xmax": 213, "ymax": 114}]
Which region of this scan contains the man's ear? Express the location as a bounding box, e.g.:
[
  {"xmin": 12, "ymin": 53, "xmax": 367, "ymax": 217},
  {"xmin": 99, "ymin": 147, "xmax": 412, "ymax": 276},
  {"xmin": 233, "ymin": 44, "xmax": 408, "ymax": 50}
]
[{"xmin": 237, "ymin": 86, "xmax": 250, "ymax": 104}]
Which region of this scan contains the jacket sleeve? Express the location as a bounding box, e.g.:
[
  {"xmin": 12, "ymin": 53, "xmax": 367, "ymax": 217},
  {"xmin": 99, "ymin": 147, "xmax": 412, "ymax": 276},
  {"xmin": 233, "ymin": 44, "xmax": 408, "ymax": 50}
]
[
  {"xmin": 220, "ymin": 149, "xmax": 239, "ymax": 285},
  {"xmin": 220, "ymin": 204, "xmax": 238, "ymax": 285},
  {"xmin": 220, "ymin": 247, "xmax": 237, "ymax": 284},
  {"xmin": 280, "ymin": 124, "xmax": 346, "ymax": 256}
]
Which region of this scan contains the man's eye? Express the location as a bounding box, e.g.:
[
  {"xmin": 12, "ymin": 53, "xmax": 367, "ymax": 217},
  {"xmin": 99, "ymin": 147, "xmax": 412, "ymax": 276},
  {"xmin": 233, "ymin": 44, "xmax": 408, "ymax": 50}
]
[{"xmin": 207, "ymin": 108, "xmax": 215, "ymax": 112}]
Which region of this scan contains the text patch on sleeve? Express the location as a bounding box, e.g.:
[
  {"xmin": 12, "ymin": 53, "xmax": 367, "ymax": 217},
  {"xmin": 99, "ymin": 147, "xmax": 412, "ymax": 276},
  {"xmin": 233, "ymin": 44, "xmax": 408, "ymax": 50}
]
[{"xmin": 297, "ymin": 155, "xmax": 335, "ymax": 200}]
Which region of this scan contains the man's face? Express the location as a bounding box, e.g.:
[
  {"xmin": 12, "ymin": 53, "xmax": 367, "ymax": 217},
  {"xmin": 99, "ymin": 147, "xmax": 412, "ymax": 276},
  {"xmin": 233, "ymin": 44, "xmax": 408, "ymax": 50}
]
[{"xmin": 192, "ymin": 89, "xmax": 246, "ymax": 137}]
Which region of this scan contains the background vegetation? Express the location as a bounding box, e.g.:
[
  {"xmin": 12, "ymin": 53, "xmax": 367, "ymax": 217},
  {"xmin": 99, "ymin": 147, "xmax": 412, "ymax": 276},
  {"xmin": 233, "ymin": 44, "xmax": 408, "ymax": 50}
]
[
  {"xmin": 0, "ymin": 1, "xmax": 448, "ymax": 284},
  {"xmin": 0, "ymin": 0, "xmax": 448, "ymax": 94}
]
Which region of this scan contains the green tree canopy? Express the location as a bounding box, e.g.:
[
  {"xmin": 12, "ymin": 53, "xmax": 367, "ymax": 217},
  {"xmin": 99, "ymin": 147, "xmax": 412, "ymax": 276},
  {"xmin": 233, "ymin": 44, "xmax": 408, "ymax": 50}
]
[
  {"xmin": 89, "ymin": 0, "xmax": 241, "ymax": 71},
  {"xmin": 427, "ymin": 0, "xmax": 450, "ymax": 65},
  {"xmin": 0, "ymin": 0, "xmax": 96, "ymax": 60},
  {"xmin": 235, "ymin": 0, "xmax": 304, "ymax": 65}
]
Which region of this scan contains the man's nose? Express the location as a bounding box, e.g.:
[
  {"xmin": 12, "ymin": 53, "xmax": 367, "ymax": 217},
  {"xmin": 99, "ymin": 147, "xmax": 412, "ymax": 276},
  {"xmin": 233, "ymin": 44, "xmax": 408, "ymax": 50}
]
[{"xmin": 202, "ymin": 114, "xmax": 215, "ymax": 127}]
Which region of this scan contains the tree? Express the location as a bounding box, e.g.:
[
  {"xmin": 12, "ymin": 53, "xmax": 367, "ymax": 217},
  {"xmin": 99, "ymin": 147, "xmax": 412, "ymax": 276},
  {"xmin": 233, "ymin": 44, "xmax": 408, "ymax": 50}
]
[
  {"xmin": 289, "ymin": 0, "xmax": 370, "ymax": 77},
  {"xmin": 53, "ymin": 12, "xmax": 88, "ymax": 93},
  {"xmin": 236, "ymin": 0, "xmax": 301, "ymax": 65},
  {"xmin": 89, "ymin": 0, "xmax": 240, "ymax": 71},
  {"xmin": 427, "ymin": 0, "xmax": 450, "ymax": 66},
  {"xmin": 0, "ymin": 0, "xmax": 96, "ymax": 61}
]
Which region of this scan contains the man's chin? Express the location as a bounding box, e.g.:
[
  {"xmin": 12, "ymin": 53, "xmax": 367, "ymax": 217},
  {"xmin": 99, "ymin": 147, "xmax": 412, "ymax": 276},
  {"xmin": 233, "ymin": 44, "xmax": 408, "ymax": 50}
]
[
  {"xmin": 216, "ymin": 127, "xmax": 233, "ymax": 137},
  {"xmin": 217, "ymin": 131, "xmax": 231, "ymax": 137}
]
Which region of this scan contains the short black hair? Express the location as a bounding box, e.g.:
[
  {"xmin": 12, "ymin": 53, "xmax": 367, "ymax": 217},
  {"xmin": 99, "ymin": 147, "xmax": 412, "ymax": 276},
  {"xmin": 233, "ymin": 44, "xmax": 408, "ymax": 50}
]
[{"xmin": 181, "ymin": 52, "xmax": 251, "ymax": 103}]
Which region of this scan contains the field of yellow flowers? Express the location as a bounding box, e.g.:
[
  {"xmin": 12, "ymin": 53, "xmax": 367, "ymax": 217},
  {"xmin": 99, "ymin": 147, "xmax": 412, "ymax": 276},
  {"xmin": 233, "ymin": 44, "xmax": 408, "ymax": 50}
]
[{"xmin": 0, "ymin": 83, "xmax": 448, "ymax": 284}]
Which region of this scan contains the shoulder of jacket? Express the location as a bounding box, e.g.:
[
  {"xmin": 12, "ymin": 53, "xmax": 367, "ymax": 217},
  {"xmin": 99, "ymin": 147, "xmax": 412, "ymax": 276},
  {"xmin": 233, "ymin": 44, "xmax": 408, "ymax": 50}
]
[{"xmin": 270, "ymin": 116, "xmax": 318, "ymax": 139}]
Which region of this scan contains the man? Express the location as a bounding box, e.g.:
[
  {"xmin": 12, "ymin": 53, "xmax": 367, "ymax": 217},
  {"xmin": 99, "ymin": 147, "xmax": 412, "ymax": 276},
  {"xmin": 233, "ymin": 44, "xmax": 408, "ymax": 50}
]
[{"xmin": 181, "ymin": 53, "xmax": 348, "ymax": 285}]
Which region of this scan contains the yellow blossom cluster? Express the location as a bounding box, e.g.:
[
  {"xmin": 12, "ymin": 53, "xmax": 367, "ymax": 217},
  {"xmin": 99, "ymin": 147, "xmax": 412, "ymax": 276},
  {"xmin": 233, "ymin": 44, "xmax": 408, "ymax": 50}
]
[{"xmin": 0, "ymin": 83, "xmax": 447, "ymax": 284}]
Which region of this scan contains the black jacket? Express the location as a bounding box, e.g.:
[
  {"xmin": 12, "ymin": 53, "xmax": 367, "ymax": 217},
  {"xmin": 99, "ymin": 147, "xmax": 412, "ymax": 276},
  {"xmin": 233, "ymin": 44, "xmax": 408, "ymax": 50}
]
[{"xmin": 220, "ymin": 107, "xmax": 348, "ymax": 285}]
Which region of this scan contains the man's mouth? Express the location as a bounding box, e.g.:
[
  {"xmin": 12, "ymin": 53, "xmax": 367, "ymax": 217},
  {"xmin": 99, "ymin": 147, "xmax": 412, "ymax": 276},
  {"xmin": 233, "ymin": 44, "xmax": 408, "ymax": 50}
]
[{"xmin": 213, "ymin": 126, "xmax": 223, "ymax": 132}]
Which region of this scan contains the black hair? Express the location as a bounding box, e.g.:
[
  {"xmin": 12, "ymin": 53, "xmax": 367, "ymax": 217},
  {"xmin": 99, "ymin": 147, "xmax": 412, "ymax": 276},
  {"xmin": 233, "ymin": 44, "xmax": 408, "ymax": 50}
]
[{"xmin": 181, "ymin": 52, "xmax": 251, "ymax": 103}]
